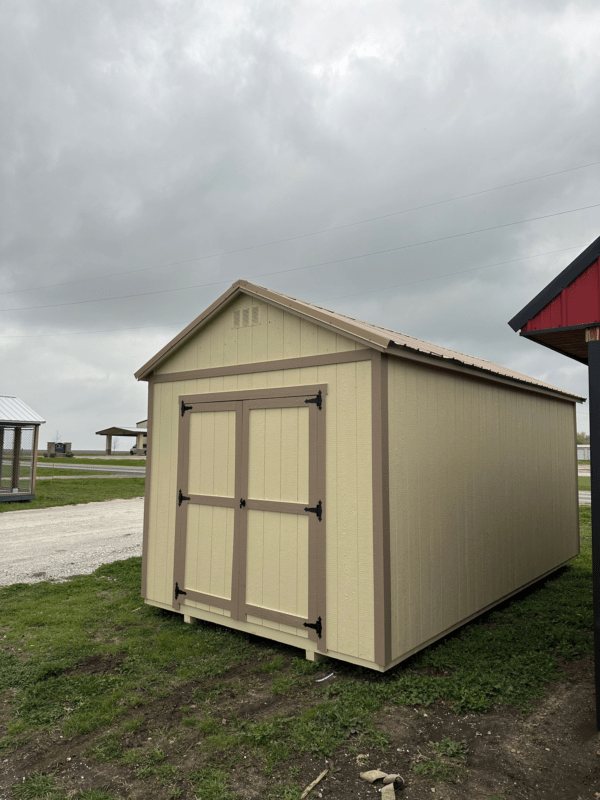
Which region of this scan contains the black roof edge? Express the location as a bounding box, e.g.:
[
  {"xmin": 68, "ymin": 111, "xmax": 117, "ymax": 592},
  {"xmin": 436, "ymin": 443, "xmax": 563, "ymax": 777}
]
[{"xmin": 508, "ymin": 233, "xmax": 600, "ymax": 332}]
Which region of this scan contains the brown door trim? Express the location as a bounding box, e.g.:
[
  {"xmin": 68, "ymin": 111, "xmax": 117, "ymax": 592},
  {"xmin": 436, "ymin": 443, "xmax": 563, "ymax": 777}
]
[
  {"xmin": 174, "ymin": 385, "xmax": 326, "ymax": 648},
  {"xmin": 182, "ymin": 384, "xmax": 327, "ymax": 405}
]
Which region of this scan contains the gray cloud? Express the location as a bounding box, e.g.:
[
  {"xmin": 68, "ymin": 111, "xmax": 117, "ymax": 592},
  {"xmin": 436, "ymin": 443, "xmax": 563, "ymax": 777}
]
[{"xmin": 1, "ymin": 0, "xmax": 598, "ymax": 444}]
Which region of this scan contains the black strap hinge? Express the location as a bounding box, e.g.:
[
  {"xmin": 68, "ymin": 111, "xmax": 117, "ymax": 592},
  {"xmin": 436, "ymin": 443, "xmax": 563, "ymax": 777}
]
[
  {"xmin": 181, "ymin": 401, "xmax": 192, "ymax": 417},
  {"xmin": 178, "ymin": 489, "xmax": 190, "ymax": 506},
  {"xmin": 305, "ymin": 390, "xmax": 322, "ymax": 410},
  {"xmin": 175, "ymin": 582, "xmax": 187, "ymax": 599},
  {"xmin": 304, "ymin": 499, "xmax": 322, "ymax": 521},
  {"xmin": 304, "ymin": 616, "xmax": 322, "ymax": 638}
]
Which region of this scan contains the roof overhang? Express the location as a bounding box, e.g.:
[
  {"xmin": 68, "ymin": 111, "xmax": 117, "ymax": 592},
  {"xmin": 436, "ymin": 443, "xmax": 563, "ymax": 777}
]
[
  {"xmin": 519, "ymin": 324, "xmax": 590, "ymax": 365},
  {"xmin": 96, "ymin": 427, "xmax": 147, "ymax": 437}
]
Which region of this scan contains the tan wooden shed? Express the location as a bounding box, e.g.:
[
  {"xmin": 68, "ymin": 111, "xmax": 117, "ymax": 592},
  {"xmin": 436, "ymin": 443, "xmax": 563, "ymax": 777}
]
[{"xmin": 135, "ymin": 280, "xmax": 582, "ymax": 671}]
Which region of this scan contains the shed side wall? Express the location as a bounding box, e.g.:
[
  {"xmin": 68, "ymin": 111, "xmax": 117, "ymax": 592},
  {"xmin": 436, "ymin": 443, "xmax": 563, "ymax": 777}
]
[
  {"xmin": 387, "ymin": 357, "xmax": 579, "ymax": 663},
  {"xmin": 146, "ymin": 356, "xmax": 374, "ymax": 662}
]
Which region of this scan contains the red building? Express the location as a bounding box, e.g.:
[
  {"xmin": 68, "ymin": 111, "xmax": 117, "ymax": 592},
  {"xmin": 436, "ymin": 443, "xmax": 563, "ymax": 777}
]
[{"xmin": 510, "ymin": 233, "xmax": 600, "ymax": 729}]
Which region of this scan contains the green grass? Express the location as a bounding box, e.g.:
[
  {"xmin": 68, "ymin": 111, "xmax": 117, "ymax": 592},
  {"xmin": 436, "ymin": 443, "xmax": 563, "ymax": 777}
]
[
  {"xmin": 39, "ymin": 457, "xmax": 145, "ymax": 467},
  {"xmin": 578, "ymin": 477, "xmax": 590, "ymax": 491},
  {"xmin": 1, "ymin": 508, "xmax": 593, "ymax": 798},
  {"xmin": 0, "ymin": 477, "xmax": 145, "ymax": 512},
  {"xmin": 12, "ymin": 773, "xmax": 116, "ymax": 799},
  {"xmin": 36, "ymin": 469, "xmax": 99, "ymax": 477}
]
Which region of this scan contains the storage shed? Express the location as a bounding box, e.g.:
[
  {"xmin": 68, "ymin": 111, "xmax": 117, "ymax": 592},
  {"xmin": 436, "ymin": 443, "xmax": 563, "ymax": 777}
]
[
  {"xmin": 0, "ymin": 396, "xmax": 45, "ymax": 502},
  {"xmin": 135, "ymin": 280, "xmax": 582, "ymax": 671}
]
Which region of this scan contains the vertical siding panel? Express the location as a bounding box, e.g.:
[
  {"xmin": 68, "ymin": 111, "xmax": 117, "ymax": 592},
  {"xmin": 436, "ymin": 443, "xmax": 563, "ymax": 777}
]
[
  {"xmin": 237, "ymin": 301, "xmax": 253, "ymax": 366},
  {"xmin": 405, "ymin": 363, "xmax": 421, "ymax": 653},
  {"xmin": 336, "ymin": 362, "xmax": 359, "ymax": 658},
  {"xmin": 283, "ymin": 312, "xmax": 301, "ymax": 359},
  {"xmin": 356, "ymin": 359, "xmax": 374, "ymax": 662},
  {"xmin": 267, "ymin": 306, "xmax": 284, "ymax": 361},
  {"xmin": 321, "ymin": 364, "xmax": 338, "ymax": 654},
  {"xmin": 427, "ymin": 370, "xmax": 442, "ymax": 641},
  {"xmin": 154, "ymin": 383, "xmax": 173, "ymax": 604},
  {"xmin": 336, "ymin": 333, "xmax": 356, "ymax": 352},
  {"xmin": 251, "ymin": 305, "xmax": 269, "ymax": 363},
  {"xmin": 300, "ymin": 318, "xmax": 318, "ymax": 356},
  {"xmin": 395, "ymin": 362, "xmax": 410, "ymax": 657},
  {"xmin": 317, "ymin": 326, "xmax": 337, "ymax": 354},
  {"xmin": 246, "ymin": 511, "xmax": 265, "ymax": 608}
]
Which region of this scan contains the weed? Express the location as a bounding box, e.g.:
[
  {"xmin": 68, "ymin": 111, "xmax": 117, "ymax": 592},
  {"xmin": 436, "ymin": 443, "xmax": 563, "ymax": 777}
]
[
  {"xmin": 79, "ymin": 791, "xmax": 116, "ymax": 800},
  {"xmin": 289, "ymin": 658, "xmax": 323, "ymax": 676},
  {"xmin": 430, "ymin": 736, "xmax": 468, "ymax": 758},
  {"xmin": 257, "ymin": 654, "xmax": 285, "ymax": 673},
  {"xmin": 271, "ymin": 675, "xmax": 297, "ymax": 695},
  {"xmin": 12, "ymin": 772, "xmax": 62, "ymax": 799},
  {"xmin": 413, "ymin": 756, "xmax": 466, "ymax": 782},
  {"xmin": 91, "ymin": 732, "xmax": 122, "ymax": 762},
  {"xmin": 189, "ymin": 766, "xmax": 237, "ymax": 800}
]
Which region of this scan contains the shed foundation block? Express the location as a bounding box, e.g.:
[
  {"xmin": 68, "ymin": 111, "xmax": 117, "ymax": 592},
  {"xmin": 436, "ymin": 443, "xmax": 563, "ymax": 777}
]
[{"xmin": 305, "ymin": 649, "xmax": 326, "ymax": 663}]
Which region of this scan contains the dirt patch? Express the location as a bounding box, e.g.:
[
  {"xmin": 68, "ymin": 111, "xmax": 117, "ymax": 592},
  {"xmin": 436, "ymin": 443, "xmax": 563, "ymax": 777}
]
[
  {"xmin": 63, "ymin": 653, "xmax": 127, "ymax": 676},
  {"xmin": 2, "ymin": 654, "xmax": 600, "ymax": 799}
]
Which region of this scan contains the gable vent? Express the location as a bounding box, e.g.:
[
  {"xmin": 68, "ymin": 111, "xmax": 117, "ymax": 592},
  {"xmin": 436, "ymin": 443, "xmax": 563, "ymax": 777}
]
[{"xmin": 233, "ymin": 306, "xmax": 260, "ymax": 329}]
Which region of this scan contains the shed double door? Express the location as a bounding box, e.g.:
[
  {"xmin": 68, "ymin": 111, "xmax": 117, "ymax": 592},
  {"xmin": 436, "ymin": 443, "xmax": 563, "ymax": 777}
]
[{"xmin": 173, "ymin": 386, "xmax": 326, "ymax": 647}]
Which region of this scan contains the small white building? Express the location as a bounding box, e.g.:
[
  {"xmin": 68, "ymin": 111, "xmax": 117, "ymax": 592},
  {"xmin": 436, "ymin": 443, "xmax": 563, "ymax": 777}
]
[{"xmin": 0, "ymin": 396, "xmax": 45, "ymax": 502}]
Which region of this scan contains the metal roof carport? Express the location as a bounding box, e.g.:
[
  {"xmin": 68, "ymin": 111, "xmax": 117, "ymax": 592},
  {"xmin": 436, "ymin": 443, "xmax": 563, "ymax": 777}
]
[{"xmin": 95, "ymin": 426, "xmax": 147, "ymax": 455}]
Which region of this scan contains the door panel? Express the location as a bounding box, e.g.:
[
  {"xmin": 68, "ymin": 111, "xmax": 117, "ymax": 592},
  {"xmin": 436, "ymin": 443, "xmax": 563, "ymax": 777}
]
[
  {"xmin": 247, "ymin": 406, "xmax": 309, "ymax": 503},
  {"xmin": 174, "ymin": 386, "xmax": 326, "ymax": 649},
  {"xmin": 188, "ymin": 410, "xmax": 236, "ymax": 498},
  {"xmin": 246, "ymin": 510, "xmax": 309, "ymax": 618},
  {"xmin": 184, "ymin": 504, "xmax": 235, "ymax": 600}
]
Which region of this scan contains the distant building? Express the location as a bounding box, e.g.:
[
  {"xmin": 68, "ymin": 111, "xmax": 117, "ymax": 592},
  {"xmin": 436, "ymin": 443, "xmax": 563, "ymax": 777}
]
[{"xmin": 96, "ymin": 419, "xmax": 147, "ymax": 454}]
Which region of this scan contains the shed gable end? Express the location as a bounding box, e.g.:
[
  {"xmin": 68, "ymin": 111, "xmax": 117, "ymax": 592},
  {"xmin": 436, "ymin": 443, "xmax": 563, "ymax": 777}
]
[{"xmin": 154, "ymin": 293, "xmax": 365, "ymax": 375}]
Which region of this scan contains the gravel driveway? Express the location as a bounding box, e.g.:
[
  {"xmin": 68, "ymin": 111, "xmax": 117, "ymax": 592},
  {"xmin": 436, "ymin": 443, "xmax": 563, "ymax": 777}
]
[{"xmin": 0, "ymin": 498, "xmax": 144, "ymax": 586}]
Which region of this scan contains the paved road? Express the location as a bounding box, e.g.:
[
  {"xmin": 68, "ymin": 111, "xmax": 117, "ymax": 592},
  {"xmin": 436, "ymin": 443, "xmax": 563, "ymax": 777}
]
[
  {"xmin": 37, "ymin": 463, "xmax": 146, "ymax": 476},
  {"xmin": 0, "ymin": 498, "xmax": 144, "ymax": 586}
]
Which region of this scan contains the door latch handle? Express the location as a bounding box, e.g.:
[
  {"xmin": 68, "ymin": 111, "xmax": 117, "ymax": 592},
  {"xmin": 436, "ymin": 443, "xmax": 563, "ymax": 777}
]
[
  {"xmin": 240, "ymin": 498, "xmax": 246, "ymax": 508},
  {"xmin": 178, "ymin": 489, "xmax": 190, "ymax": 506},
  {"xmin": 304, "ymin": 500, "xmax": 322, "ymax": 521}
]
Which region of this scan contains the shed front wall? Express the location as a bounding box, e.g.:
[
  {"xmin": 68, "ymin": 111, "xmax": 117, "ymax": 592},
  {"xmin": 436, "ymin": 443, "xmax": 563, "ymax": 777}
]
[
  {"xmin": 387, "ymin": 358, "xmax": 579, "ymax": 664},
  {"xmin": 144, "ymin": 299, "xmax": 375, "ymax": 664}
]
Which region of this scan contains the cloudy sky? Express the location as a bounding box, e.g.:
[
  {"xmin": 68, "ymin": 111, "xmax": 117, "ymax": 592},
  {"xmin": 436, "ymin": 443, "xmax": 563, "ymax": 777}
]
[{"xmin": 2, "ymin": 0, "xmax": 599, "ymax": 448}]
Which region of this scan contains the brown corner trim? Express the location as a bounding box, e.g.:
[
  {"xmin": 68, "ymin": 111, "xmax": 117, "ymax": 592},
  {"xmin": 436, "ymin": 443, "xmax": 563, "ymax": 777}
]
[
  {"xmin": 140, "ymin": 377, "xmax": 155, "ymax": 599},
  {"xmin": 150, "ymin": 348, "xmax": 373, "ymax": 383},
  {"xmin": 372, "ymin": 352, "xmax": 391, "ymax": 667}
]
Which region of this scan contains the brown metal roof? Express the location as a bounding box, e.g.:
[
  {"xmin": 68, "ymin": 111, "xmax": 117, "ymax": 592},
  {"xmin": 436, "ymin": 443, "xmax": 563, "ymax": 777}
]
[{"xmin": 135, "ymin": 280, "xmax": 584, "ymax": 401}]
